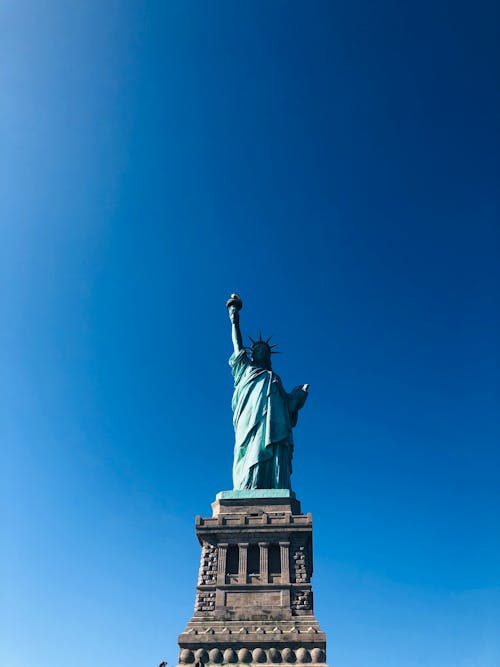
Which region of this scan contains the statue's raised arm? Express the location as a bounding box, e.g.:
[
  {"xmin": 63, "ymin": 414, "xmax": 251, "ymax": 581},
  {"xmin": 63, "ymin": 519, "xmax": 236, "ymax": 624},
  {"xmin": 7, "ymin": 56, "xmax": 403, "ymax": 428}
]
[
  {"xmin": 225, "ymin": 293, "xmax": 308, "ymax": 491},
  {"xmin": 226, "ymin": 293, "xmax": 243, "ymax": 354}
]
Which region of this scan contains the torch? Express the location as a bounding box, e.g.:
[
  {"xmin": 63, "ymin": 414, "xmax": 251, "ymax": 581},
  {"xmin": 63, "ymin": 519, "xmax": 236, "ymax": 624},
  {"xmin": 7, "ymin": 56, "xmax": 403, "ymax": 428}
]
[{"xmin": 226, "ymin": 293, "xmax": 243, "ymax": 318}]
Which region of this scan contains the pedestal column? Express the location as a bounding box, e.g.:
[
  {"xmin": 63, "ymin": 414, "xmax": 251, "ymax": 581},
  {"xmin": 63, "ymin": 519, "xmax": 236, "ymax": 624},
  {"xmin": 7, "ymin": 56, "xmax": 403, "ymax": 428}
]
[
  {"xmin": 259, "ymin": 542, "xmax": 269, "ymax": 584},
  {"xmin": 216, "ymin": 543, "xmax": 227, "ymax": 585},
  {"xmin": 280, "ymin": 541, "xmax": 290, "ymax": 584},
  {"xmin": 238, "ymin": 543, "xmax": 248, "ymax": 584}
]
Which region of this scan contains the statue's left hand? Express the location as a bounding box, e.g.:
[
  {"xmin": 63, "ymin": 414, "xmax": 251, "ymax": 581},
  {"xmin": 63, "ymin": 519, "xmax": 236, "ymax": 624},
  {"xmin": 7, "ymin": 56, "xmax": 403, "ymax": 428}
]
[{"xmin": 289, "ymin": 385, "xmax": 308, "ymax": 409}]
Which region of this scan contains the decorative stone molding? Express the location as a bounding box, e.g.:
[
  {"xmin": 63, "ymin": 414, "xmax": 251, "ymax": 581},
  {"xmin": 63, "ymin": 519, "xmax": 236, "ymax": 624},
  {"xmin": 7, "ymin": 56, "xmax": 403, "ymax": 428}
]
[
  {"xmin": 293, "ymin": 544, "xmax": 308, "ymax": 584},
  {"xmin": 195, "ymin": 590, "xmax": 216, "ymax": 612},
  {"xmin": 223, "ymin": 648, "xmax": 238, "ymax": 663},
  {"xmin": 194, "ymin": 649, "xmax": 209, "ymax": 663},
  {"xmin": 179, "ymin": 646, "xmax": 327, "ymax": 665},
  {"xmin": 179, "ymin": 649, "xmax": 195, "ymax": 663},
  {"xmin": 198, "ymin": 542, "xmax": 218, "ymax": 585},
  {"xmin": 311, "ymin": 648, "xmax": 326, "ymax": 663},
  {"xmin": 291, "ymin": 589, "xmax": 312, "ymax": 611},
  {"xmin": 209, "ymin": 648, "xmax": 223, "ymax": 663},
  {"xmin": 252, "ymin": 648, "xmax": 267, "ymax": 663},
  {"xmin": 238, "ymin": 648, "xmax": 252, "ymax": 663}
]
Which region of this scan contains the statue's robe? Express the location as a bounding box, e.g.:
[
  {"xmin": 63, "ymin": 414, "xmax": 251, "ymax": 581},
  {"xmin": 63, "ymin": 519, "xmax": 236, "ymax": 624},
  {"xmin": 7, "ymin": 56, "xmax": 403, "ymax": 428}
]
[{"xmin": 229, "ymin": 349, "xmax": 307, "ymax": 490}]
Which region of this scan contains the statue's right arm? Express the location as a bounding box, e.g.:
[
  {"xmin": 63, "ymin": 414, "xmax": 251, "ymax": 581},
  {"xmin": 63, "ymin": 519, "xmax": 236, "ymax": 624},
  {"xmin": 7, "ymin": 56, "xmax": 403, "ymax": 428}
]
[{"xmin": 229, "ymin": 308, "xmax": 244, "ymax": 354}]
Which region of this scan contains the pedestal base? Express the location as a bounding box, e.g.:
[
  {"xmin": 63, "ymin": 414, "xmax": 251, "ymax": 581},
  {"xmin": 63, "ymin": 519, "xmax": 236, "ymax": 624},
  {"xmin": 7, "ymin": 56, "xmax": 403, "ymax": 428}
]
[{"xmin": 176, "ymin": 494, "xmax": 329, "ymax": 666}]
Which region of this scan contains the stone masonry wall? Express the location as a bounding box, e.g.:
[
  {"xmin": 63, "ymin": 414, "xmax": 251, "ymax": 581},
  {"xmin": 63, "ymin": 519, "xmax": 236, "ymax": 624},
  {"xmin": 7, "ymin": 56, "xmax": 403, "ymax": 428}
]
[
  {"xmin": 197, "ymin": 542, "xmax": 218, "ymax": 585},
  {"xmin": 291, "ymin": 537, "xmax": 311, "ymax": 584},
  {"xmin": 291, "ymin": 588, "xmax": 312, "ymax": 611},
  {"xmin": 195, "ymin": 590, "xmax": 216, "ymax": 613}
]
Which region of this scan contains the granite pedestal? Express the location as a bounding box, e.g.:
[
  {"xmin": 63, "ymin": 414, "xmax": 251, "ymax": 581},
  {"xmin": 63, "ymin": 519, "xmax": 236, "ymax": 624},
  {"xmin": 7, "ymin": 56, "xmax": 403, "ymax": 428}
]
[{"xmin": 176, "ymin": 490, "xmax": 328, "ymax": 667}]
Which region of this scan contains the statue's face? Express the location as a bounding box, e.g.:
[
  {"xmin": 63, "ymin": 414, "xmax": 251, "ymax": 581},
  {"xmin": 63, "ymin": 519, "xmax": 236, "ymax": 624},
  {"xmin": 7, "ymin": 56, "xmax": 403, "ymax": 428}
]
[{"xmin": 252, "ymin": 344, "xmax": 271, "ymax": 368}]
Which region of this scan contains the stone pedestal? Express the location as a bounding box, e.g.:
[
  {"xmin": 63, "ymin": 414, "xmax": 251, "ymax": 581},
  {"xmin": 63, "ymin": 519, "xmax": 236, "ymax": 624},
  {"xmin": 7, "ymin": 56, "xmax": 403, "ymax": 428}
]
[{"xmin": 176, "ymin": 490, "xmax": 328, "ymax": 667}]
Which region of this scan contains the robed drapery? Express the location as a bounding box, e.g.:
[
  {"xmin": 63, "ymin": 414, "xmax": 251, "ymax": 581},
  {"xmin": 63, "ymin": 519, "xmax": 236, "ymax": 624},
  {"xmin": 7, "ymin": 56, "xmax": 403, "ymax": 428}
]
[{"xmin": 229, "ymin": 349, "xmax": 307, "ymax": 490}]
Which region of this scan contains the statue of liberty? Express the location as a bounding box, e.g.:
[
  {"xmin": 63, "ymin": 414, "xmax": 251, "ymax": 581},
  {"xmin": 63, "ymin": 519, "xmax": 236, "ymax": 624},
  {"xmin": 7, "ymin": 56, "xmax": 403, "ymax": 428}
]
[{"xmin": 226, "ymin": 294, "xmax": 309, "ymax": 490}]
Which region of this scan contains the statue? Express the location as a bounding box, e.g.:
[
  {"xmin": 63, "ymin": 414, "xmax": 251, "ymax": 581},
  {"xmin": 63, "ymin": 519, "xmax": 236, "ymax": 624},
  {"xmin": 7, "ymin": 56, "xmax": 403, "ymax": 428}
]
[{"xmin": 226, "ymin": 294, "xmax": 309, "ymax": 490}]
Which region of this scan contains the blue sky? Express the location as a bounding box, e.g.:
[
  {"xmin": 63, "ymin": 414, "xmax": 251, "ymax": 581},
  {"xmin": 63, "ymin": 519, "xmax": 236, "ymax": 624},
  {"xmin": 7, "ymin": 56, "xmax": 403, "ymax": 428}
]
[{"xmin": 1, "ymin": 1, "xmax": 498, "ymax": 666}]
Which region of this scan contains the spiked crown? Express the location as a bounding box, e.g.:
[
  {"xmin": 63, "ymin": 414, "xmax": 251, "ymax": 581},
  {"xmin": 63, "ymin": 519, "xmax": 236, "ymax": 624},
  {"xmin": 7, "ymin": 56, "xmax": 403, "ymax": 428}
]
[{"xmin": 247, "ymin": 331, "xmax": 280, "ymax": 356}]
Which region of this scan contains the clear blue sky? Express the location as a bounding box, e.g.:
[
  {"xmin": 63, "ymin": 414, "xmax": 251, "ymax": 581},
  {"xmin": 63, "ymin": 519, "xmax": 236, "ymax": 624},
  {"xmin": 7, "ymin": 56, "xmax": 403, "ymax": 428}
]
[{"xmin": 1, "ymin": 2, "xmax": 498, "ymax": 666}]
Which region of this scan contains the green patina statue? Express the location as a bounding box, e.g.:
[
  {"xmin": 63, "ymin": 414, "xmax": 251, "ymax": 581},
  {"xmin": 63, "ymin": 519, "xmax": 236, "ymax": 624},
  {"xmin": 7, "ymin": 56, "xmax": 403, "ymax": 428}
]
[{"xmin": 226, "ymin": 294, "xmax": 309, "ymax": 491}]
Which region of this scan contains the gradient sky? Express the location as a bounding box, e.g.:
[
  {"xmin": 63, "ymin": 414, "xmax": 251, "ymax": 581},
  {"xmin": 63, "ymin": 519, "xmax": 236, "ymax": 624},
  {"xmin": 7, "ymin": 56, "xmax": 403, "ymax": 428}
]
[{"xmin": 1, "ymin": 2, "xmax": 499, "ymax": 666}]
